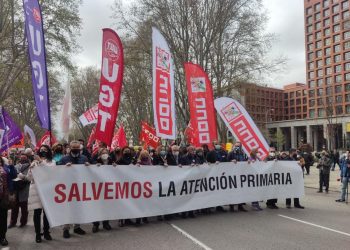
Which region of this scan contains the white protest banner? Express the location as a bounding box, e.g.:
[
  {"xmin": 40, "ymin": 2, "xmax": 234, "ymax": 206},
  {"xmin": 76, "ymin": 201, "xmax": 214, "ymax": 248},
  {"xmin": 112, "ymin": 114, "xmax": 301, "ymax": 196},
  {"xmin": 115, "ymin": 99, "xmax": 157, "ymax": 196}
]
[
  {"xmin": 33, "ymin": 161, "xmax": 304, "ymax": 227},
  {"xmin": 79, "ymin": 105, "xmax": 98, "ymax": 127}
]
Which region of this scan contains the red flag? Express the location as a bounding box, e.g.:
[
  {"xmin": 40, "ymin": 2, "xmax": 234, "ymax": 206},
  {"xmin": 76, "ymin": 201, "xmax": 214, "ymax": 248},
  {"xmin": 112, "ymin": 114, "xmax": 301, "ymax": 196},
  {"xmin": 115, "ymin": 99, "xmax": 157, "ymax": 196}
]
[
  {"xmin": 111, "ymin": 125, "xmax": 127, "ymax": 150},
  {"xmin": 37, "ymin": 131, "xmax": 57, "ymax": 148},
  {"xmin": 92, "ymin": 139, "xmax": 100, "ymax": 156},
  {"xmin": 184, "ymin": 63, "xmax": 218, "ymax": 147},
  {"xmin": 87, "ymin": 127, "xmax": 96, "ymax": 148},
  {"xmin": 140, "ymin": 121, "xmax": 160, "ymax": 149},
  {"xmin": 96, "ymin": 28, "xmax": 124, "ymax": 146}
]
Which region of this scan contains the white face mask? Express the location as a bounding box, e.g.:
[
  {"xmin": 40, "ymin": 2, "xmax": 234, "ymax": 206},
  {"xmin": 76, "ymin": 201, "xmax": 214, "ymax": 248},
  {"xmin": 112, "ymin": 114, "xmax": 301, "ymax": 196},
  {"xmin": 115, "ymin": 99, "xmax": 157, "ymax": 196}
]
[
  {"xmin": 269, "ymin": 152, "xmax": 276, "ymax": 157},
  {"xmin": 173, "ymin": 152, "xmax": 179, "ymax": 156},
  {"xmin": 101, "ymin": 154, "xmax": 109, "ymax": 161}
]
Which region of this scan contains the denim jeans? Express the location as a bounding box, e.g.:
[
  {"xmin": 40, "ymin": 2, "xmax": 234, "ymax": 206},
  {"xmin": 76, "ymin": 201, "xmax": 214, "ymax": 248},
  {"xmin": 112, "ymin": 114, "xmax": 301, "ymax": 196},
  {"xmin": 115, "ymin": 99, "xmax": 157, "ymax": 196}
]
[{"xmin": 341, "ymin": 177, "xmax": 349, "ymax": 200}]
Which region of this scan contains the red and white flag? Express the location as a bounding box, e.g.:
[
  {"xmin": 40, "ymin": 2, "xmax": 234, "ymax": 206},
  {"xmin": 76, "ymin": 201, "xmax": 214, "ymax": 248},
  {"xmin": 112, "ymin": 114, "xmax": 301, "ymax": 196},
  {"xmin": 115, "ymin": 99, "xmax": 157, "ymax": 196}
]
[
  {"xmin": 79, "ymin": 104, "xmax": 98, "ymax": 127},
  {"xmin": 152, "ymin": 27, "xmax": 175, "ymax": 139},
  {"xmin": 87, "ymin": 127, "xmax": 96, "ymax": 148},
  {"xmin": 184, "ymin": 121, "xmax": 196, "ymax": 145},
  {"xmin": 139, "ymin": 121, "xmax": 160, "ymax": 149},
  {"xmin": 111, "ymin": 125, "xmax": 128, "ymax": 150},
  {"xmin": 60, "ymin": 82, "xmax": 72, "ymax": 140},
  {"xmin": 37, "ymin": 131, "xmax": 57, "ymax": 148},
  {"xmin": 184, "ymin": 63, "xmax": 218, "ymax": 147},
  {"xmin": 96, "ymin": 28, "xmax": 124, "ymax": 146},
  {"xmin": 214, "ymin": 97, "xmax": 269, "ymax": 160}
]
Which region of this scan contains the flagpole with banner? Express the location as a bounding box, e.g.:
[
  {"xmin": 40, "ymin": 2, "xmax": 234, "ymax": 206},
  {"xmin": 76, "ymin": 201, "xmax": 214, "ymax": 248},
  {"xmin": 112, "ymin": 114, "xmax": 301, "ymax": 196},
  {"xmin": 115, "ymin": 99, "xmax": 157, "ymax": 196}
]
[
  {"xmin": 23, "ymin": 0, "xmax": 52, "ymax": 145},
  {"xmin": 0, "ymin": 106, "xmax": 10, "ymax": 156}
]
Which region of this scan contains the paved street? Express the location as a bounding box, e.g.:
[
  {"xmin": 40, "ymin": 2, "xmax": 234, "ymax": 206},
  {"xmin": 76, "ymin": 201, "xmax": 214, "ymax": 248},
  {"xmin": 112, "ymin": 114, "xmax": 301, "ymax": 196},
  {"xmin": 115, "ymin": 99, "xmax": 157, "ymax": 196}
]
[{"xmin": 2, "ymin": 165, "xmax": 350, "ymax": 250}]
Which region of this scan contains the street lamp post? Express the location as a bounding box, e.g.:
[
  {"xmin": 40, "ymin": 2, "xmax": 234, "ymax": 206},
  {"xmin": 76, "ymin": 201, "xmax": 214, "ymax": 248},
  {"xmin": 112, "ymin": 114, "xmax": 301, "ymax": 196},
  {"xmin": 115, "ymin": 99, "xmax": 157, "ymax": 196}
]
[{"xmin": 265, "ymin": 109, "xmax": 274, "ymax": 143}]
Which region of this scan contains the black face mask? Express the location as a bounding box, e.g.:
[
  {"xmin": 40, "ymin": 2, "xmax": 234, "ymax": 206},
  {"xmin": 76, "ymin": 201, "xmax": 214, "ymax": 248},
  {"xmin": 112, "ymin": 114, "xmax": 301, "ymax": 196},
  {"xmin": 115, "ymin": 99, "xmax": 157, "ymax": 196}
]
[
  {"xmin": 39, "ymin": 151, "xmax": 48, "ymax": 158},
  {"xmin": 124, "ymin": 153, "xmax": 131, "ymax": 158},
  {"xmin": 70, "ymin": 149, "xmax": 80, "ymax": 157}
]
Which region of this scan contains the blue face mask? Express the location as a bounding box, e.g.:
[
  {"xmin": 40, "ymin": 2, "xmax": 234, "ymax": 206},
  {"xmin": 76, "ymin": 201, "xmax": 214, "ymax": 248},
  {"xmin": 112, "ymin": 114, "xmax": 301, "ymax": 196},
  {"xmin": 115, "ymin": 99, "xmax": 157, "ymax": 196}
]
[
  {"xmin": 160, "ymin": 151, "xmax": 166, "ymax": 156},
  {"xmin": 215, "ymin": 145, "xmax": 221, "ymax": 150}
]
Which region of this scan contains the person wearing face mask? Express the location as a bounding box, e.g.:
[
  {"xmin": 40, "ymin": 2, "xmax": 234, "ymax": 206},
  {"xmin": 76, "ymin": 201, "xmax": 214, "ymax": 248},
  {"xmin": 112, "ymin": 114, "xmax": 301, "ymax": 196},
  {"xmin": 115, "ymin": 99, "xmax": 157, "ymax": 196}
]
[
  {"xmin": 317, "ymin": 150, "xmax": 332, "ymax": 193},
  {"xmin": 228, "ymin": 142, "xmax": 248, "ymax": 212},
  {"xmin": 266, "ymin": 147, "xmax": 279, "ymax": 209},
  {"xmin": 196, "ymin": 147, "xmax": 206, "ymax": 164},
  {"xmin": 0, "ymin": 156, "xmax": 17, "ymax": 246},
  {"xmin": 9, "ymin": 152, "xmax": 32, "ymax": 228},
  {"xmin": 59, "ymin": 140, "xmax": 90, "ymax": 239},
  {"xmin": 166, "ymin": 145, "xmax": 181, "ymax": 166},
  {"xmin": 117, "ymin": 147, "xmax": 135, "ymax": 165},
  {"xmin": 28, "ymin": 145, "xmax": 55, "ymax": 243},
  {"xmin": 152, "ymin": 146, "xmax": 167, "ymax": 166},
  {"xmin": 111, "ymin": 147, "xmax": 123, "ymax": 163},
  {"xmin": 52, "ymin": 143, "xmax": 64, "ymax": 164},
  {"xmin": 91, "ymin": 148, "xmax": 112, "ymax": 233},
  {"xmin": 212, "ymin": 141, "xmax": 228, "ymax": 163}
]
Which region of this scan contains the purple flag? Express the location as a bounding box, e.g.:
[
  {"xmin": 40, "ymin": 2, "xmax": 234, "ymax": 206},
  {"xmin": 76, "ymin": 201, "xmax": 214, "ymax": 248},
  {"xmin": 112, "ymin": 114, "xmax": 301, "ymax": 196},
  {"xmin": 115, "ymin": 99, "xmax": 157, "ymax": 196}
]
[
  {"xmin": 0, "ymin": 107, "xmax": 23, "ymax": 153},
  {"xmin": 23, "ymin": 0, "xmax": 51, "ymax": 130}
]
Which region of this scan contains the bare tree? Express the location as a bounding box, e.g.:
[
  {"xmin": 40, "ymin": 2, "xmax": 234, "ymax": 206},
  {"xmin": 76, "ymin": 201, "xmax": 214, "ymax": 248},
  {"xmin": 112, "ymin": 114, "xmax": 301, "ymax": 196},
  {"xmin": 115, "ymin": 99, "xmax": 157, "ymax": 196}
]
[{"xmin": 112, "ymin": 0, "xmax": 285, "ymax": 141}]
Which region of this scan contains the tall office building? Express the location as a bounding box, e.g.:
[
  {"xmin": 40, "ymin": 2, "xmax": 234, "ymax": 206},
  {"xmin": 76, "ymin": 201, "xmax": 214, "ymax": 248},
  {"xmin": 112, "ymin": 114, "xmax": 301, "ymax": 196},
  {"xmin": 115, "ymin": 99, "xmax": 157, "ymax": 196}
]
[{"xmin": 304, "ymin": 0, "xmax": 350, "ymax": 118}]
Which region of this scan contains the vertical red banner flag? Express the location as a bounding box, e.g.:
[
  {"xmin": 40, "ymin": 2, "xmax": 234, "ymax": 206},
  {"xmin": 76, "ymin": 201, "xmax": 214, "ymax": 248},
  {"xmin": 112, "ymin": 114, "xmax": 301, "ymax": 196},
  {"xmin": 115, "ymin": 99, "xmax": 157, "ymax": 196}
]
[
  {"xmin": 152, "ymin": 27, "xmax": 176, "ymax": 139},
  {"xmin": 184, "ymin": 63, "xmax": 218, "ymax": 147},
  {"xmin": 95, "ymin": 29, "xmax": 124, "ymax": 146}
]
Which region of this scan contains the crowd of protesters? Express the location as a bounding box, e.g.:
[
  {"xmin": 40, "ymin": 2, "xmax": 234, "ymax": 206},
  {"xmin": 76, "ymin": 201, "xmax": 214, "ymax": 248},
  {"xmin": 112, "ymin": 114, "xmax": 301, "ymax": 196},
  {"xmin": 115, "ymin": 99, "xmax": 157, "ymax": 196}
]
[{"xmin": 0, "ymin": 138, "xmax": 347, "ymax": 246}]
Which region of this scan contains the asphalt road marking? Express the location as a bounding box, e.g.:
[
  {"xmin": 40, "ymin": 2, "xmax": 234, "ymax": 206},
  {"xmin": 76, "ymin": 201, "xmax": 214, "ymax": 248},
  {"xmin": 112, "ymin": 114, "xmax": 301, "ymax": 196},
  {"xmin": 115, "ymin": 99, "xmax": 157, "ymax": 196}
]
[
  {"xmin": 170, "ymin": 223, "xmax": 213, "ymax": 250},
  {"xmin": 278, "ymin": 214, "xmax": 350, "ymax": 237}
]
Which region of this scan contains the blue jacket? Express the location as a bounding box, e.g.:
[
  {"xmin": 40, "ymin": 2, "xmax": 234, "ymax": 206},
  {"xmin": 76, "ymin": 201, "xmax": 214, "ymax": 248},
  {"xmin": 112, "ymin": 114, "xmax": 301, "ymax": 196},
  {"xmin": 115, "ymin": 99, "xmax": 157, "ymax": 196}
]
[
  {"xmin": 5, "ymin": 165, "xmax": 17, "ymax": 193},
  {"xmin": 59, "ymin": 154, "xmax": 89, "ymax": 165},
  {"xmin": 339, "ymin": 157, "xmax": 350, "ymax": 178}
]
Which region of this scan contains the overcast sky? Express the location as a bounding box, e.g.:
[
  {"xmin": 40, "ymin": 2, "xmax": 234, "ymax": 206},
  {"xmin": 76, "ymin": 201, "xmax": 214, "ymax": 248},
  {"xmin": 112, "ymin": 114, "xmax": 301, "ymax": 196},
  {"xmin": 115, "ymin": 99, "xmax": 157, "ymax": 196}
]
[{"xmin": 73, "ymin": 0, "xmax": 306, "ymax": 89}]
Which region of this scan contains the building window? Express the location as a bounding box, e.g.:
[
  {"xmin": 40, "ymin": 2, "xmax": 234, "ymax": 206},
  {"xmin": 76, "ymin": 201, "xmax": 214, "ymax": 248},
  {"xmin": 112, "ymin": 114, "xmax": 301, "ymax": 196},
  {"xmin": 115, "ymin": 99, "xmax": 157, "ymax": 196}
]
[
  {"xmin": 342, "ymin": 1, "xmax": 349, "ymax": 9},
  {"xmin": 334, "ymin": 44, "xmax": 341, "ymax": 53},
  {"xmin": 309, "ymin": 62, "xmax": 315, "ymax": 70},
  {"xmin": 326, "ymin": 77, "xmax": 332, "ymax": 85},
  {"xmin": 309, "ymin": 80, "xmax": 316, "ymax": 88},
  {"xmin": 326, "ymin": 87, "xmax": 332, "ymax": 95},
  {"xmin": 344, "ymin": 20, "xmax": 350, "ymax": 30},
  {"xmin": 345, "ymin": 41, "xmax": 350, "ymax": 50},
  {"xmin": 308, "ymin": 52, "xmax": 314, "ymax": 60},
  {"xmin": 346, "ymin": 94, "xmax": 350, "ymax": 102},
  {"xmin": 326, "ymin": 67, "xmax": 332, "ymax": 75},
  {"xmin": 325, "ymin": 37, "xmax": 331, "ymax": 46},
  {"xmin": 316, "ymin": 40, "xmax": 322, "ymax": 49},
  {"xmin": 333, "ymin": 4, "xmax": 340, "ymax": 13},
  {"xmin": 324, "ymin": 18, "xmax": 331, "ymax": 26},
  {"xmin": 334, "ymin": 34, "xmax": 340, "ymax": 42},
  {"xmin": 324, "ymin": 47, "xmax": 331, "ymax": 56},
  {"xmin": 346, "ymin": 105, "xmax": 350, "ymax": 114},
  {"xmin": 324, "ymin": 28, "xmax": 330, "ymax": 36},
  {"xmin": 309, "ymin": 71, "xmax": 315, "ymax": 78},
  {"xmin": 290, "ymin": 92, "xmax": 295, "ymax": 98},
  {"xmin": 333, "ymin": 14, "xmax": 340, "ymax": 22},
  {"xmin": 309, "ymin": 99, "xmax": 315, "ymax": 107},
  {"xmin": 334, "ymin": 64, "xmax": 342, "ymax": 73},
  {"xmin": 317, "ymin": 88, "xmax": 324, "ymax": 96},
  {"xmin": 309, "ymin": 90, "xmax": 315, "ymax": 97},
  {"xmin": 334, "ymin": 54, "xmax": 341, "ymax": 62},
  {"xmin": 346, "ymin": 73, "xmax": 350, "ymax": 81},
  {"xmin": 308, "ymin": 43, "xmax": 314, "ymax": 51},
  {"xmin": 344, "ymin": 31, "xmax": 350, "ymax": 40},
  {"xmin": 324, "ymin": 8, "xmax": 330, "ymax": 17},
  {"xmin": 324, "ymin": 0, "xmax": 330, "ymax": 8},
  {"xmin": 316, "ymin": 60, "xmax": 323, "ymax": 67},
  {"xmin": 334, "ymin": 24, "xmax": 340, "ymax": 32},
  {"xmin": 316, "ymin": 50, "xmax": 322, "ymax": 58},
  {"xmin": 346, "ymin": 83, "xmax": 350, "ymax": 91},
  {"xmin": 290, "ymin": 99, "xmax": 295, "ymax": 105},
  {"xmin": 345, "ymin": 62, "xmax": 350, "ymax": 70},
  {"xmin": 316, "ymin": 22, "xmax": 322, "ymax": 30},
  {"xmin": 335, "ymin": 85, "xmax": 342, "ymax": 93},
  {"xmin": 317, "ymin": 76, "xmax": 324, "ymax": 84},
  {"xmin": 307, "ymin": 16, "xmax": 313, "ymax": 25},
  {"xmin": 317, "ymin": 98, "xmax": 323, "ymax": 105},
  {"xmin": 307, "ymin": 7, "xmax": 313, "ymax": 15},
  {"xmin": 345, "ymin": 52, "xmax": 350, "ymax": 60},
  {"xmin": 336, "ymin": 106, "xmax": 343, "ymax": 115},
  {"xmin": 308, "ymin": 34, "xmax": 313, "ymax": 43},
  {"xmin": 343, "ymin": 11, "xmax": 350, "ymax": 19},
  {"xmin": 316, "ymin": 12, "xmax": 321, "ymax": 21},
  {"xmin": 315, "ymin": 3, "xmax": 321, "ymax": 11},
  {"xmin": 336, "ymin": 95, "xmax": 343, "ymax": 103},
  {"xmin": 310, "ymin": 109, "xmax": 315, "ymax": 118},
  {"xmin": 316, "ymin": 31, "xmax": 322, "ymax": 40},
  {"xmin": 318, "ymin": 108, "xmax": 324, "ymax": 117},
  {"xmin": 335, "ymin": 74, "xmax": 342, "ymax": 82}
]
